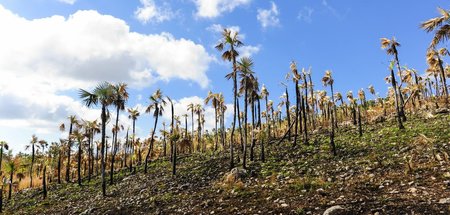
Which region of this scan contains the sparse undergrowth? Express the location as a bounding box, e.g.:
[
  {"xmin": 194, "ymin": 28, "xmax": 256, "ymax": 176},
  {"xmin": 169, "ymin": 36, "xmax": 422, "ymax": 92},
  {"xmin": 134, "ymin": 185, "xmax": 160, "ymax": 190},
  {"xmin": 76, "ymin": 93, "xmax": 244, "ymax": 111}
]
[{"xmin": 3, "ymin": 113, "xmax": 450, "ymax": 214}]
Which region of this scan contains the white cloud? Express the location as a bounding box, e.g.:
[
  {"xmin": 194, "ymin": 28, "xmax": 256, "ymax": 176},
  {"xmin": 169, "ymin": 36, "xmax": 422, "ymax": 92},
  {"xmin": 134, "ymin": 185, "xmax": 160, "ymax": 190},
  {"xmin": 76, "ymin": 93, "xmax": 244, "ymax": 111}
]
[
  {"xmin": 193, "ymin": 0, "xmax": 251, "ymax": 18},
  {"xmin": 0, "ymin": 5, "xmax": 214, "ymax": 152},
  {"xmin": 257, "ymin": 1, "xmax": 280, "ymax": 28},
  {"xmin": 238, "ymin": 45, "xmax": 260, "ymax": 59},
  {"xmin": 134, "ymin": 0, "xmax": 174, "ymax": 24},
  {"xmin": 297, "ymin": 6, "xmax": 314, "ymax": 23},
  {"xmin": 58, "ymin": 0, "xmax": 76, "ymax": 5}
]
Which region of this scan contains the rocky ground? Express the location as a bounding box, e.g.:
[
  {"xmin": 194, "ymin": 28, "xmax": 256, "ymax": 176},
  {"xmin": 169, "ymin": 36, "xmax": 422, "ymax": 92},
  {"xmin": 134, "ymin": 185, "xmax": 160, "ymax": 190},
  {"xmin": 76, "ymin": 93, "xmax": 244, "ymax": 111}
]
[{"xmin": 3, "ymin": 111, "xmax": 450, "ymax": 214}]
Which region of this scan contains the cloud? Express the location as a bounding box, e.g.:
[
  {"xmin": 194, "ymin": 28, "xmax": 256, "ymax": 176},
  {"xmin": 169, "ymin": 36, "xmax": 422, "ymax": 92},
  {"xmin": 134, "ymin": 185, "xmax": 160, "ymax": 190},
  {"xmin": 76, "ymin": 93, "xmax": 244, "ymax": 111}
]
[
  {"xmin": 0, "ymin": 5, "xmax": 214, "ymax": 151},
  {"xmin": 58, "ymin": 0, "xmax": 76, "ymax": 4},
  {"xmin": 193, "ymin": 0, "xmax": 251, "ymax": 18},
  {"xmin": 322, "ymin": 0, "xmax": 347, "ymax": 20},
  {"xmin": 238, "ymin": 45, "xmax": 261, "ymax": 59},
  {"xmin": 297, "ymin": 6, "xmax": 314, "ymax": 23},
  {"xmin": 257, "ymin": 1, "xmax": 280, "ymax": 28},
  {"xmin": 134, "ymin": 0, "xmax": 174, "ymax": 24}
]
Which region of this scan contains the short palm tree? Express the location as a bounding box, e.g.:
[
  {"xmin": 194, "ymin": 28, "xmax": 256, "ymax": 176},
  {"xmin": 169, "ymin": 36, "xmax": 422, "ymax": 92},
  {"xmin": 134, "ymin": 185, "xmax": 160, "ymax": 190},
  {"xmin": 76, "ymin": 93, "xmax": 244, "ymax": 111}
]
[
  {"xmin": 205, "ymin": 91, "xmax": 220, "ymax": 152},
  {"xmin": 0, "ymin": 141, "xmax": 8, "ymax": 177},
  {"xmin": 144, "ymin": 89, "xmax": 166, "ymax": 173},
  {"xmin": 322, "ymin": 70, "xmax": 337, "ymax": 156},
  {"xmin": 128, "ymin": 107, "xmax": 140, "ymax": 172},
  {"xmin": 60, "ymin": 115, "xmax": 78, "ymax": 183},
  {"xmin": 79, "ymin": 81, "xmax": 114, "ymax": 196}
]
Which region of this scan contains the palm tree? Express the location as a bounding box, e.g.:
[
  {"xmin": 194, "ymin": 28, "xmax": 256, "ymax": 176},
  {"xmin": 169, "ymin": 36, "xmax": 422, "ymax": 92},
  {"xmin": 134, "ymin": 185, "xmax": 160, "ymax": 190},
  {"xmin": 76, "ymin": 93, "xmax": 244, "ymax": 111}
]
[
  {"xmin": 322, "ymin": 70, "xmax": 337, "ymax": 156},
  {"xmin": 387, "ymin": 61, "xmax": 405, "ymax": 129},
  {"xmin": 0, "ymin": 141, "xmax": 8, "ymax": 177},
  {"xmin": 25, "ymin": 135, "xmax": 46, "ymax": 188},
  {"xmin": 71, "ymin": 129, "xmax": 85, "ymax": 186},
  {"xmin": 426, "ymin": 48, "xmax": 449, "ymax": 99},
  {"xmin": 421, "ymin": 8, "xmax": 450, "ymax": 49},
  {"xmin": 84, "ymin": 120, "xmax": 99, "ymax": 182},
  {"xmin": 290, "ymin": 61, "xmax": 300, "ymax": 147},
  {"xmin": 260, "ymin": 84, "xmax": 270, "ymax": 162},
  {"xmin": 127, "ymin": 107, "xmax": 140, "ymax": 172},
  {"xmin": 193, "ymin": 104, "xmax": 204, "ymax": 152},
  {"xmin": 110, "ymin": 83, "xmax": 128, "ymax": 185},
  {"xmin": 144, "ymin": 89, "xmax": 166, "ymax": 173},
  {"xmin": 60, "ymin": 115, "xmax": 78, "ymax": 183},
  {"xmin": 79, "ymin": 81, "xmax": 115, "ymax": 196},
  {"xmin": 381, "ymin": 37, "xmax": 406, "ymax": 121},
  {"xmin": 5, "ymin": 156, "xmax": 16, "ymax": 200},
  {"xmin": 237, "ymin": 57, "xmax": 255, "ymax": 168},
  {"xmin": 216, "ymin": 28, "xmax": 243, "ymax": 170},
  {"xmin": 187, "ymin": 103, "xmax": 195, "ymax": 141},
  {"xmin": 205, "ymin": 91, "xmax": 220, "ymax": 152}
]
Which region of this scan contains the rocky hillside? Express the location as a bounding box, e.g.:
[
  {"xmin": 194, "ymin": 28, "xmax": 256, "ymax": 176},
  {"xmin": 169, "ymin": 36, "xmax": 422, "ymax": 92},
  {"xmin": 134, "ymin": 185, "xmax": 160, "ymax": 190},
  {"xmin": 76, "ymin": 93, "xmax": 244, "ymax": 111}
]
[{"xmin": 3, "ymin": 112, "xmax": 450, "ymax": 214}]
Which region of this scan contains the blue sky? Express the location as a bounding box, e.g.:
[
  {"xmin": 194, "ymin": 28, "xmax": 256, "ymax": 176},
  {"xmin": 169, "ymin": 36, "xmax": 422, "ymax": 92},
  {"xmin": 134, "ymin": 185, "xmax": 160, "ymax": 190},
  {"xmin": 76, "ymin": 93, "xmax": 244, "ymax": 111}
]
[{"xmin": 0, "ymin": 0, "xmax": 446, "ymax": 153}]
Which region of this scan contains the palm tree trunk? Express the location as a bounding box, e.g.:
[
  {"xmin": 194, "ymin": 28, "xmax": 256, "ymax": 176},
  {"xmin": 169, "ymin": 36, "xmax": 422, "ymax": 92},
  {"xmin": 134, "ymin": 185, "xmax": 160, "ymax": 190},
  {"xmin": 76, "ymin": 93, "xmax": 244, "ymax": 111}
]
[
  {"xmin": 285, "ymin": 87, "xmax": 291, "ymax": 141},
  {"xmin": 214, "ymin": 107, "xmax": 218, "ymax": 152},
  {"xmin": 145, "ymin": 107, "xmax": 159, "ymax": 174},
  {"xmin": 57, "ymin": 149, "xmax": 61, "ymax": 184},
  {"xmin": 77, "ymin": 140, "xmax": 82, "ymax": 186},
  {"xmin": 437, "ymin": 55, "xmax": 449, "ymax": 100},
  {"xmin": 391, "ymin": 69, "xmax": 404, "ymax": 129},
  {"xmin": 130, "ymin": 119, "xmax": 135, "ymax": 173},
  {"xmin": 8, "ymin": 168, "xmax": 13, "ymax": 200},
  {"xmin": 43, "ymin": 166, "xmax": 47, "ymax": 199},
  {"xmin": 250, "ymin": 99, "xmax": 256, "ymax": 161},
  {"xmin": 66, "ymin": 122, "xmax": 73, "ymax": 182},
  {"xmin": 88, "ymin": 132, "xmax": 92, "ymax": 182},
  {"xmin": 101, "ymin": 105, "xmax": 107, "ymax": 196},
  {"xmin": 30, "ymin": 146, "xmax": 34, "ymax": 188},
  {"xmin": 243, "ymin": 79, "xmax": 248, "ymax": 169},
  {"xmin": 171, "ymin": 102, "xmax": 176, "ymax": 175},
  {"xmin": 294, "ymin": 80, "xmax": 299, "ymax": 146}
]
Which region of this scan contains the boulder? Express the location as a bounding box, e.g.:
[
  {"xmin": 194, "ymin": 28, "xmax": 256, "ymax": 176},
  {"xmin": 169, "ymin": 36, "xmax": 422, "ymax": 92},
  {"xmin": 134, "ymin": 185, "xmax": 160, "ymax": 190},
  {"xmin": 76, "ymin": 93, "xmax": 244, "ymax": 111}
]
[
  {"xmin": 323, "ymin": 205, "xmax": 346, "ymax": 215},
  {"xmin": 224, "ymin": 168, "xmax": 247, "ymax": 184}
]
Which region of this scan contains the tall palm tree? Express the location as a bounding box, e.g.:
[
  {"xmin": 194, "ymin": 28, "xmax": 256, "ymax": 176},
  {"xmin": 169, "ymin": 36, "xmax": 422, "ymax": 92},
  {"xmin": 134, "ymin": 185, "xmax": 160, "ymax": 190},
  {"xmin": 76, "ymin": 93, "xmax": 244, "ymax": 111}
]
[
  {"xmin": 216, "ymin": 28, "xmax": 243, "ymax": 170},
  {"xmin": 127, "ymin": 107, "xmax": 140, "ymax": 172},
  {"xmin": 144, "ymin": 89, "xmax": 166, "ymax": 173},
  {"xmin": 110, "ymin": 83, "xmax": 128, "ymax": 185},
  {"xmin": 238, "ymin": 57, "xmax": 255, "ymax": 169},
  {"xmin": 381, "ymin": 37, "xmax": 406, "ymax": 121},
  {"xmin": 387, "ymin": 61, "xmax": 405, "ymax": 129},
  {"xmin": 421, "ymin": 7, "xmax": 450, "ymax": 49},
  {"xmin": 290, "ymin": 61, "xmax": 300, "ymax": 147},
  {"xmin": 25, "ymin": 135, "xmax": 46, "ymax": 188},
  {"xmin": 205, "ymin": 91, "xmax": 220, "ymax": 152},
  {"xmin": 260, "ymin": 84, "xmax": 269, "ymax": 162},
  {"xmin": 60, "ymin": 115, "xmax": 78, "ymax": 183},
  {"xmin": 84, "ymin": 120, "xmax": 99, "ymax": 182},
  {"xmin": 187, "ymin": 103, "xmax": 195, "ymax": 141},
  {"xmin": 71, "ymin": 129, "xmax": 85, "ymax": 186},
  {"xmin": 322, "ymin": 70, "xmax": 337, "ymax": 156},
  {"xmin": 79, "ymin": 81, "xmax": 115, "ymax": 196}
]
